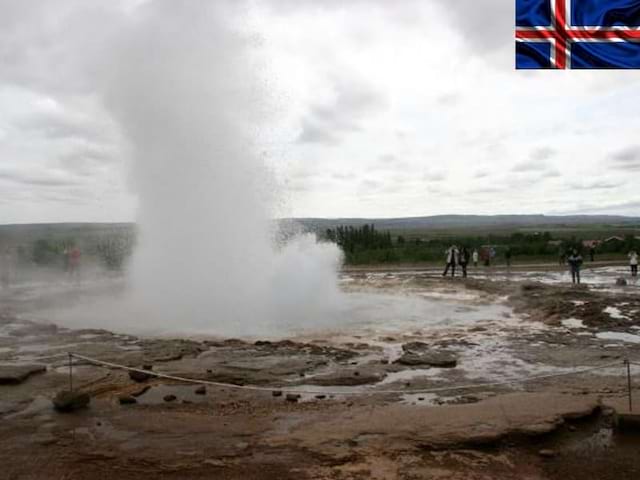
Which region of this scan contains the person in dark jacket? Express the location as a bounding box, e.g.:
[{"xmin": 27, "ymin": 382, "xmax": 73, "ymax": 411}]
[
  {"xmin": 567, "ymin": 249, "xmax": 583, "ymax": 284},
  {"xmin": 459, "ymin": 247, "xmax": 470, "ymax": 278}
]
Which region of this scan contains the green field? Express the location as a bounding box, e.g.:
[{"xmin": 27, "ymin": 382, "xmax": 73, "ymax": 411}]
[{"xmin": 0, "ymin": 217, "xmax": 638, "ymax": 268}]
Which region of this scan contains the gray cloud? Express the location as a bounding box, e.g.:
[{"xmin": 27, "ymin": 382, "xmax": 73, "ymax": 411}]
[
  {"xmin": 58, "ymin": 144, "xmax": 119, "ymax": 176},
  {"xmin": 511, "ymin": 160, "xmax": 549, "ymax": 173},
  {"xmin": 331, "ymin": 172, "xmax": 356, "ymax": 181},
  {"xmin": 540, "ymin": 169, "xmax": 561, "ymax": 179},
  {"xmin": 297, "ymin": 76, "xmax": 385, "ymax": 145},
  {"xmin": 378, "ymin": 153, "xmax": 397, "ymax": 163},
  {"xmin": 436, "ymin": 92, "xmax": 460, "ymax": 106},
  {"xmin": 423, "ymin": 171, "xmax": 446, "ymax": 182},
  {"xmin": 611, "ymin": 145, "xmax": 640, "ymax": 171},
  {"xmin": 569, "ymin": 180, "xmax": 622, "ymax": 191},
  {"xmin": 13, "ymin": 109, "xmax": 110, "ymax": 143},
  {"xmin": 531, "ymin": 147, "xmax": 556, "ymax": 161},
  {"xmin": 556, "ymin": 199, "xmax": 640, "ymax": 215},
  {"xmin": 432, "ymin": 0, "xmax": 511, "ymax": 54},
  {"xmin": 0, "ymin": 167, "xmax": 84, "ymax": 187}
]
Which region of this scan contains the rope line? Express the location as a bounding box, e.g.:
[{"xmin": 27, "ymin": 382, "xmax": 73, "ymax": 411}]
[{"xmin": 69, "ymin": 352, "xmax": 626, "ymax": 397}]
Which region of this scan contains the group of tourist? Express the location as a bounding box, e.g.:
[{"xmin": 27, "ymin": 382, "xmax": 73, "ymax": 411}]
[
  {"xmin": 442, "ymin": 245, "xmax": 475, "ymax": 278},
  {"xmin": 442, "ymin": 245, "xmax": 639, "ymax": 284},
  {"xmin": 564, "ymin": 249, "xmax": 638, "ymax": 285}
]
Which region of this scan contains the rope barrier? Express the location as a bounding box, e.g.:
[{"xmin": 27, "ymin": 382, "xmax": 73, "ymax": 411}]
[{"xmin": 69, "ymin": 352, "xmax": 626, "ymax": 397}]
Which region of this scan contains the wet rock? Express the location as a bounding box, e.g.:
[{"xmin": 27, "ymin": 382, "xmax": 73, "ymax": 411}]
[
  {"xmin": 306, "ymin": 369, "xmax": 386, "ymax": 386},
  {"xmin": 285, "ymin": 394, "xmax": 301, "ymax": 403},
  {"xmin": 118, "ymin": 395, "xmax": 137, "ymax": 405},
  {"xmin": 401, "ymin": 341, "xmax": 430, "ymax": 353},
  {"xmin": 469, "ymin": 326, "xmax": 487, "ymax": 332},
  {"xmin": 521, "ymin": 282, "xmax": 544, "ymax": 292},
  {"xmin": 194, "ymin": 385, "xmax": 206, "ymax": 395},
  {"xmin": 0, "ymin": 364, "xmax": 46, "ymax": 385},
  {"xmin": 538, "ymin": 449, "xmax": 557, "ymax": 458},
  {"xmin": 272, "ymin": 390, "xmax": 283, "ymax": 397},
  {"xmin": 53, "ymin": 390, "xmax": 90, "ymax": 412},
  {"xmin": 163, "ymin": 394, "xmax": 177, "ymax": 402},
  {"xmin": 129, "ymin": 367, "xmax": 153, "ymax": 383},
  {"xmin": 315, "ymin": 394, "xmax": 326, "ymax": 400},
  {"xmin": 616, "ymin": 278, "xmax": 628, "ymax": 286},
  {"xmin": 394, "ymin": 351, "xmax": 457, "ymax": 368}
]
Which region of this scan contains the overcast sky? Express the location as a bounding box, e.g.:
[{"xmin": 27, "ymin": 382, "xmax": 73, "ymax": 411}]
[{"xmin": 1, "ymin": 0, "xmax": 639, "ymax": 224}]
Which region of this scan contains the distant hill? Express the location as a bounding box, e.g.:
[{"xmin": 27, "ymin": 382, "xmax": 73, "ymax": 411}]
[
  {"xmin": 291, "ymin": 214, "xmax": 640, "ymax": 232},
  {"xmin": 1, "ymin": 215, "xmax": 639, "ymax": 246}
]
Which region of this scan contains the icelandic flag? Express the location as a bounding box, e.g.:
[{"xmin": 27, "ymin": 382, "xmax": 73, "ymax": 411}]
[{"xmin": 516, "ymin": 0, "xmax": 640, "ymax": 69}]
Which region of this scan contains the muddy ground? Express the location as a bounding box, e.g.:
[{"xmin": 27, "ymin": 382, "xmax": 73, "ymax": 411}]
[{"xmin": 1, "ymin": 264, "xmax": 640, "ymax": 479}]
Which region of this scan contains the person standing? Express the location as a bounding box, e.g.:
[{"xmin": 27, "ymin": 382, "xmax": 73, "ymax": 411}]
[
  {"xmin": 629, "ymin": 250, "xmax": 638, "ymax": 277},
  {"xmin": 567, "ymin": 249, "xmax": 583, "ymax": 284},
  {"xmin": 442, "ymin": 245, "xmax": 459, "ymax": 277},
  {"xmin": 589, "ymin": 246, "xmax": 595, "ymax": 262},
  {"xmin": 472, "ymin": 249, "xmax": 479, "ymax": 267},
  {"xmin": 459, "ymin": 247, "xmax": 470, "ymax": 278},
  {"xmin": 505, "ymin": 247, "xmax": 512, "ymax": 268}
]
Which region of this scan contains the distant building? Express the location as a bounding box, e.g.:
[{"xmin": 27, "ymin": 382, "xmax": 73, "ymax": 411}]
[{"xmin": 604, "ymin": 236, "xmax": 624, "ymax": 243}]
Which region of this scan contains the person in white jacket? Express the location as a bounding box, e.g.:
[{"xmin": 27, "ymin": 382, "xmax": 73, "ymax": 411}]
[
  {"xmin": 472, "ymin": 249, "xmax": 479, "ymax": 267},
  {"xmin": 629, "ymin": 250, "xmax": 638, "ymax": 277},
  {"xmin": 442, "ymin": 245, "xmax": 459, "ymax": 277}
]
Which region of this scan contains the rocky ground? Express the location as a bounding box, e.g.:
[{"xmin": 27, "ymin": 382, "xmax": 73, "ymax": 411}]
[{"xmin": 1, "ymin": 264, "xmax": 640, "ymax": 479}]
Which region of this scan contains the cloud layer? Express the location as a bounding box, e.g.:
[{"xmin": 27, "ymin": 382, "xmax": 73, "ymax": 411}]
[{"xmin": 0, "ymin": 0, "xmax": 638, "ymax": 223}]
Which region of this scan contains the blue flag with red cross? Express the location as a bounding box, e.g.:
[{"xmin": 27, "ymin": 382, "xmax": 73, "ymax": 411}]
[{"xmin": 516, "ymin": 0, "xmax": 640, "ymax": 69}]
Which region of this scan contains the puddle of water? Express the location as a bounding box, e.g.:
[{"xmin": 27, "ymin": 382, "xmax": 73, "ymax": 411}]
[
  {"xmin": 116, "ymin": 343, "xmax": 142, "ymax": 351},
  {"xmin": 4, "ymin": 396, "xmax": 52, "ymax": 420},
  {"xmin": 604, "ymin": 306, "xmax": 630, "ymax": 321},
  {"xmin": 136, "ymin": 384, "xmax": 210, "ymax": 405},
  {"xmin": 562, "ymin": 318, "xmax": 586, "ymax": 329},
  {"xmin": 596, "ymin": 332, "xmax": 640, "ymax": 344},
  {"xmin": 399, "ymin": 393, "xmax": 439, "ymax": 405},
  {"xmin": 377, "ymin": 368, "xmax": 444, "ymax": 386}
]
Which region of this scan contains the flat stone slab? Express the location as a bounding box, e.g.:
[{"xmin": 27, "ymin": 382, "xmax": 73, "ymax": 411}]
[
  {"xmin": 0, "ymin": 364, "xmax": 46, "ymax": 385},
  {"xmin": 268, "ymin": 393, "xmax": 601, "ymax": 452},
  {"xmin": 394, "ymin": 351, "xmax": 457, "ymax": 368},
  {"xmin": 53, "ymin": 390, "xmax": 90, "ymax": 412}
]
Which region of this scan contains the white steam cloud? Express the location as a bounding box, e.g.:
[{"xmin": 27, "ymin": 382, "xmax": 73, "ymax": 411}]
[{"xmin": 100, "ymin": 1, "xmax": 343, "ymax": 336}]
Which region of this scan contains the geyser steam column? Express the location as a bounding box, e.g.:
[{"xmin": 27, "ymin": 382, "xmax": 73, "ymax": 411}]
[{"xmin": 105, "ymin": 1, "xmax": 343, "ymax": 335}]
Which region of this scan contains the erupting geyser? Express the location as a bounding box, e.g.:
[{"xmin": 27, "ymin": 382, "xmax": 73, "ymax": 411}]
[{"xmin": 102, "ymin": 1, "xmax": 343, "ymax": 336}]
